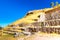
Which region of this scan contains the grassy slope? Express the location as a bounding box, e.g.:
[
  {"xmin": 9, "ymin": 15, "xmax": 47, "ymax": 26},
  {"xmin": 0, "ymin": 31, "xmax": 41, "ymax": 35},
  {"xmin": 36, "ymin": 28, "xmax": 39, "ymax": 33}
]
[{"xmin": 0, "ymin": 35, "xmax": 16, "ymax": 40}]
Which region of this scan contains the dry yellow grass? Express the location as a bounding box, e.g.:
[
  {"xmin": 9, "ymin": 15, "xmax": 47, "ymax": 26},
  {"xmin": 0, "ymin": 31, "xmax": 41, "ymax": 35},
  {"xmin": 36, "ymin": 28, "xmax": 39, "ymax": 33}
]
[{"xmin": 0, "ymin": 35, "xmax": 16, "ymax": 40}]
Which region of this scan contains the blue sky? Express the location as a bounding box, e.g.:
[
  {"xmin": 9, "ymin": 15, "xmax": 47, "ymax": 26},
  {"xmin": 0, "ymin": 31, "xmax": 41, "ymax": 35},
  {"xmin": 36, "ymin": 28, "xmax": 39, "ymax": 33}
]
[{"xmin": 0, "ymin": 0, "xmax": 60, "ymax": 27}]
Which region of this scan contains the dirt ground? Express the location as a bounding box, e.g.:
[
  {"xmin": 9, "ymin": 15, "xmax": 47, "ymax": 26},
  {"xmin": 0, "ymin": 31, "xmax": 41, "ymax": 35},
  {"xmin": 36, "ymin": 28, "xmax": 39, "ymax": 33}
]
[{"xmin": 17, "ymin": 32, "xmax": 60, "ymax": 40}]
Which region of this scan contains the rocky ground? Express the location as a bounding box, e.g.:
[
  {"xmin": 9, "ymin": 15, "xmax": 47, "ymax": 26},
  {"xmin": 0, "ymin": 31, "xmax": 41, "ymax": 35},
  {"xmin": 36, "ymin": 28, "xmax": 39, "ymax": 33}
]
[{"xmin": 17, "ymin": 32, "xmax": 60, "ymax": 40}]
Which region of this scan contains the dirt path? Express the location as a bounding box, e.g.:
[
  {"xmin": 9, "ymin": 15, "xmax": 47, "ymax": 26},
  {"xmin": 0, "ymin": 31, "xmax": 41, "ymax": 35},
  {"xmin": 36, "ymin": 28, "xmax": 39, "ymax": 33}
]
[{"xmin": 18, "ymin": 33, "xmax": 60, "ymax": 40}]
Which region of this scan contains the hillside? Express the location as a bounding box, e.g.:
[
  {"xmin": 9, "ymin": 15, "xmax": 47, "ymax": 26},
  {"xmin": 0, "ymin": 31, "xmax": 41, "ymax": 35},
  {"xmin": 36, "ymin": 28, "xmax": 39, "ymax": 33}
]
[{"xmin": 3, "ymin": 4, "xmax": 60, "ymax": 36}]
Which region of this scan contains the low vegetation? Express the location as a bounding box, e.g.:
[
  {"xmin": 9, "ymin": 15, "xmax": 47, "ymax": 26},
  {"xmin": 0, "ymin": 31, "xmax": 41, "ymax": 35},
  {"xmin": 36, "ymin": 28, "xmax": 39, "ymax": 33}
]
[{"xmin": 0, "ymin": 34, "xmax": 16, "ymax": 40}]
